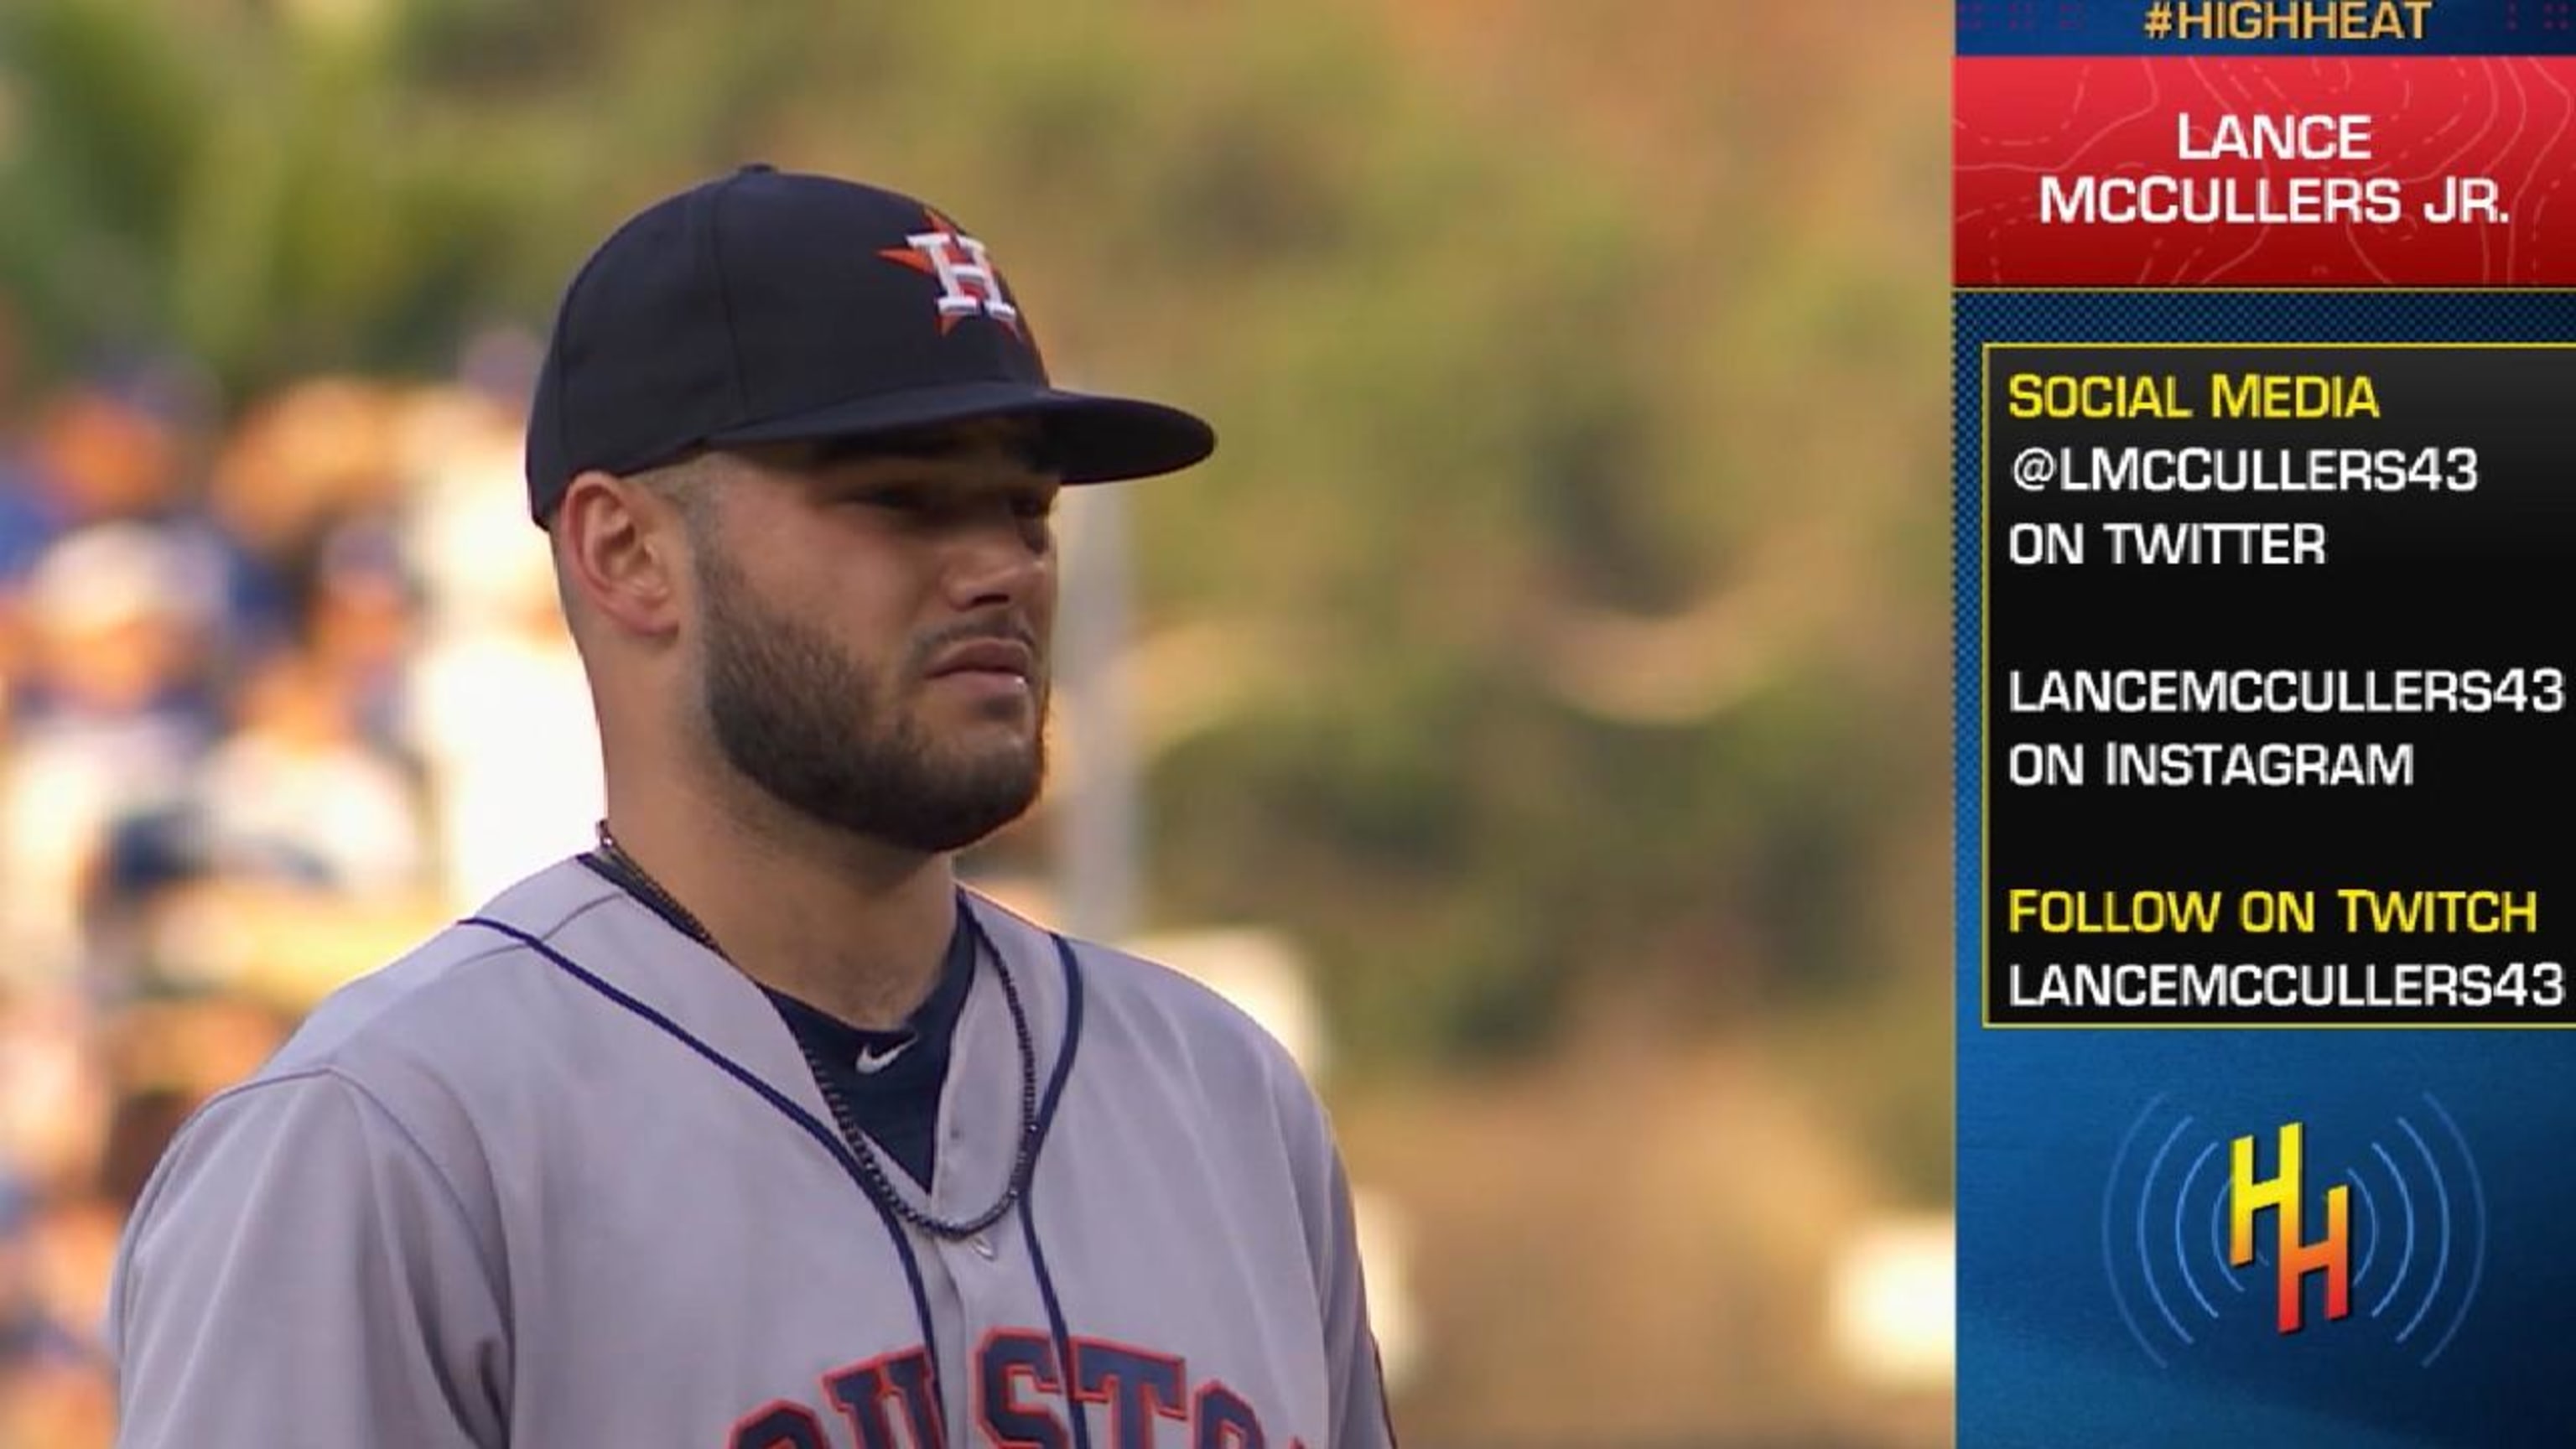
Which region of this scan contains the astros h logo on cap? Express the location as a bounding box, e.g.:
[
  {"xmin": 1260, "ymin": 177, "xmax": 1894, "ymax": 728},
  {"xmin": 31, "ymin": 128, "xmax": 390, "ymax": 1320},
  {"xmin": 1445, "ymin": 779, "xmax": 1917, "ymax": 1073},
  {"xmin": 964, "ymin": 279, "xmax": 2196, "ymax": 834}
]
[{"xmin": 878, "ymin": 210, "xmax": 1022, "ymax": 337}]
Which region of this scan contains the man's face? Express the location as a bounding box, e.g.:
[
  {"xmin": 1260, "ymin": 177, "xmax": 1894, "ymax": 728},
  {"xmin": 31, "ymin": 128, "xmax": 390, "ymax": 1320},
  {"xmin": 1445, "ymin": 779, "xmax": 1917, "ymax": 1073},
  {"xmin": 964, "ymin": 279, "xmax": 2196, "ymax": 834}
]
[{"xmin": 682, "ymin": 419, "xmax": 1062, "ymax": 854}]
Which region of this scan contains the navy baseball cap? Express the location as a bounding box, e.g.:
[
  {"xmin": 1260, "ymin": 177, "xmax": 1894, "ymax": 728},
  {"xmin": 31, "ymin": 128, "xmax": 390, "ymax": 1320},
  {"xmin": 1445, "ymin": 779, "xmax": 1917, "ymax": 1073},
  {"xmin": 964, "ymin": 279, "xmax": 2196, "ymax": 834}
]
[{"xmin": 525, "ymin": 164, "xmax": 1215, "ymax": 524}]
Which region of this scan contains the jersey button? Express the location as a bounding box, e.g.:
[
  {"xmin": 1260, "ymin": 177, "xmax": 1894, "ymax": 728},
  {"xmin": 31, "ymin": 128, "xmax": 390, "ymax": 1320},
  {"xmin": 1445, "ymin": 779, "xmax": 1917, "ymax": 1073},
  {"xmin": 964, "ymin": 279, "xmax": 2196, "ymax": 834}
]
[{"xmin": 970, "ymin": 1234, "xmax": 997, "ymax": 1260}]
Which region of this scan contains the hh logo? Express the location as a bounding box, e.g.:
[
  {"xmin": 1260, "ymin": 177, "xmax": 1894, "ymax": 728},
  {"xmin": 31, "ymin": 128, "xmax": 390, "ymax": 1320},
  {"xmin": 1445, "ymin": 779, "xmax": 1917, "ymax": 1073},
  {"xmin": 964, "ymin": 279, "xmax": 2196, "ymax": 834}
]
[
  {"xmin": 2230, "ymin": 1121, "xmax": 2350, "ymax": 1333},
  {"xmin": 880, "ymin": 210, "xmax": 1022, "ymax": 336}
]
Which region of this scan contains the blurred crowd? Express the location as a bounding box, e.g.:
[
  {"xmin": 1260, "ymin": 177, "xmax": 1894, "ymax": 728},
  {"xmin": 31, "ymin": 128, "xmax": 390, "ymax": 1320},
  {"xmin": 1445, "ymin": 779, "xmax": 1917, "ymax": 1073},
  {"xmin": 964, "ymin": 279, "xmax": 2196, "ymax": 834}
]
[{"xmin": 0, "ymin": 309, "xmax": 605, "ymax": 1445}]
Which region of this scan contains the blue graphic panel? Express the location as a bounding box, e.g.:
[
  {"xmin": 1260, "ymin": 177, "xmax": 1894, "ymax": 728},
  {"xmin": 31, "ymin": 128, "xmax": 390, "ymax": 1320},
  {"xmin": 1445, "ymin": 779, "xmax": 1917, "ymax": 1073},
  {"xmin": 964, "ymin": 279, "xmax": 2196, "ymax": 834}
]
[{"xmin": 1955, "ymin": 291, "xmax": 2576, "ymax": 1448}]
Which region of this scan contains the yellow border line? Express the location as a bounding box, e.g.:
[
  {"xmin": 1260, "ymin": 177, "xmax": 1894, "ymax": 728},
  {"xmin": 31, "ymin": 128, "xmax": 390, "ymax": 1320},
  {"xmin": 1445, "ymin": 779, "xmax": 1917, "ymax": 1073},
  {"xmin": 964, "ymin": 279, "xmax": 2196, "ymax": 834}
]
[{"xmin": 1975, "ymin": 339, "xmax": 2576, "ymax": 1030}]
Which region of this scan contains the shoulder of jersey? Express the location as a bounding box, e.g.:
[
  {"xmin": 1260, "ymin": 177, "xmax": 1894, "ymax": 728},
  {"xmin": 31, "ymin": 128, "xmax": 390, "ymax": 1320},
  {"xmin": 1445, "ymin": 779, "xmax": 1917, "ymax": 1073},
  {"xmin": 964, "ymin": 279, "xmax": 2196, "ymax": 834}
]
[
  {"xmin": 249, "ymin": 860, "xmax": 630, "ymax": 1084},
  {"xmin": 965, "ymin": 890, "xmax": 1314, "ymax": 1093}
]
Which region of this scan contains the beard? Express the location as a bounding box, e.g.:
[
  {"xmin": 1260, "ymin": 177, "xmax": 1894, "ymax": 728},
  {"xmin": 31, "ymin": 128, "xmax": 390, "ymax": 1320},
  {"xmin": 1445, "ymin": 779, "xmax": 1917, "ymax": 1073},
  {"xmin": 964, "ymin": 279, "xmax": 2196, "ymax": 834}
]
[{"xmin": 693, "ymin": 545, "xmax": 1046, "ymax": 854}]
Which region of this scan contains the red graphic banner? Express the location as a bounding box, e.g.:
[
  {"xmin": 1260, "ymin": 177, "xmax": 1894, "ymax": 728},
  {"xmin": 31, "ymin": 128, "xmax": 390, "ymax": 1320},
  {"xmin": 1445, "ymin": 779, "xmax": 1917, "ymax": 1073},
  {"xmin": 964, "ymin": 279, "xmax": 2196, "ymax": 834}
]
[{"xmin": 1955, "ymin": 55, "xmax": 2576, "ymax": 285}]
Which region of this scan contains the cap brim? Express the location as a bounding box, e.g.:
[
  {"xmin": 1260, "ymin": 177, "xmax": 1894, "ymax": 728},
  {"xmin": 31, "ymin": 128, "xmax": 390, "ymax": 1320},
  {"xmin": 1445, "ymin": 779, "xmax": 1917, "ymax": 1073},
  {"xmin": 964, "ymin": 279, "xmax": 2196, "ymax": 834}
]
[{"xmin": 704, "ymin": 381, "xmax": 1214, "ymax": 482}]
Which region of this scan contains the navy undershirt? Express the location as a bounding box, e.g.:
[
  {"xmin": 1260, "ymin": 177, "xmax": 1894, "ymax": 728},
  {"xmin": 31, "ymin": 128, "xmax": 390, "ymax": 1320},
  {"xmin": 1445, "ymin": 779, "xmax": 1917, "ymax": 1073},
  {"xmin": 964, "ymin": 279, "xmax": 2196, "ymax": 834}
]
[{"xmin": 759, "ymin": 904, "xmax": 975, "ymax": 1190}]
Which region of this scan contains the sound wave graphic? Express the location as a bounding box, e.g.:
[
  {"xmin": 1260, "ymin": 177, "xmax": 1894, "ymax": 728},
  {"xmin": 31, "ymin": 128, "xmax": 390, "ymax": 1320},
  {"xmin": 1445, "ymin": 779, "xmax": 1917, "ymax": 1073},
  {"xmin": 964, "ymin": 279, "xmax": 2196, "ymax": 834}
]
[{"xmin": 2101, "ymin": 1091, "xmax": 2486, "ymax": 1368}]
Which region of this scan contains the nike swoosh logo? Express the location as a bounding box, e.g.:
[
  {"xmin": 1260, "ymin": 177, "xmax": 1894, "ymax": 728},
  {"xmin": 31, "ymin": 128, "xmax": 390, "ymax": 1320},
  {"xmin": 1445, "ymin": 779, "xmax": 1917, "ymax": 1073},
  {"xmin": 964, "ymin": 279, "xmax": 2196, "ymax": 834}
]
[{"xmin": 854, "ymin": 1039, "xmax": 914, "ymax": 1073}]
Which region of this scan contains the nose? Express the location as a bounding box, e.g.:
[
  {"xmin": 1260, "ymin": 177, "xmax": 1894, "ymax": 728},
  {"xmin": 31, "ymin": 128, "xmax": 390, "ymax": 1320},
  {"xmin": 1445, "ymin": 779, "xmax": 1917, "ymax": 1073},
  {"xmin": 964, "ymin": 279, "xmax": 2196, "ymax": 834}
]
[{"xmin": 942, "ymin": 510, "xmax": 1052, "ymax": 612}]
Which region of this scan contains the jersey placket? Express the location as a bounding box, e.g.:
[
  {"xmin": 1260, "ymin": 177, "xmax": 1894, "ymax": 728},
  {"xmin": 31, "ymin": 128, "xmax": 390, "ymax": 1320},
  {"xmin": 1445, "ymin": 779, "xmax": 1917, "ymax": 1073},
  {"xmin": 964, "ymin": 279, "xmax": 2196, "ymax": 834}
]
[{"xmin": 926, "ymin": 960, "xmax": 1036, "ymax": 1437}]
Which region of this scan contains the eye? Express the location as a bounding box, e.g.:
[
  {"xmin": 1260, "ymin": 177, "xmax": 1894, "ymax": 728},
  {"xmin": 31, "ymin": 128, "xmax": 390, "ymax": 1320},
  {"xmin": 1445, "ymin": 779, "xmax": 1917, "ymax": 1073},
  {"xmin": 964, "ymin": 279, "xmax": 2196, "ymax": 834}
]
[{"xmin": 848, "ymin": 485, "xmax": 930, "ymax": 511}]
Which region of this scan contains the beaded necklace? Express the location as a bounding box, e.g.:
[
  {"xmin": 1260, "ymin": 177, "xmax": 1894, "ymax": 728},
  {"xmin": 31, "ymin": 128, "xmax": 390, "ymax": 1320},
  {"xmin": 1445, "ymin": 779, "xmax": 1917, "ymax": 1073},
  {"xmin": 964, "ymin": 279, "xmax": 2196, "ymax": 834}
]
[{"xmin": 586, "ymin": 822, "xmax": 1040, "ymax": 1240}]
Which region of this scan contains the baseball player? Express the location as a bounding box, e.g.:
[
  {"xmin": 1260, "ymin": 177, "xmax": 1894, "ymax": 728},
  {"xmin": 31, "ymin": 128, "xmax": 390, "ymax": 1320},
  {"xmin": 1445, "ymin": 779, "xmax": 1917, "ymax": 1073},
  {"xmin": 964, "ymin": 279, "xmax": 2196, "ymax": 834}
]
[{"xmin": 108, "ymin": 164, "xmax": 1399, "ymax": 1449}]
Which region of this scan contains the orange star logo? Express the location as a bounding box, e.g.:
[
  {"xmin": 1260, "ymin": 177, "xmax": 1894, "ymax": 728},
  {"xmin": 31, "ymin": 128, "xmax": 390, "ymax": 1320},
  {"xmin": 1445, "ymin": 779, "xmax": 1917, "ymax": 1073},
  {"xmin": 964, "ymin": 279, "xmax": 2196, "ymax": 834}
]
[{"xmin": 879, "ymin": 209, "xmax": 1022, "ymax": 336}]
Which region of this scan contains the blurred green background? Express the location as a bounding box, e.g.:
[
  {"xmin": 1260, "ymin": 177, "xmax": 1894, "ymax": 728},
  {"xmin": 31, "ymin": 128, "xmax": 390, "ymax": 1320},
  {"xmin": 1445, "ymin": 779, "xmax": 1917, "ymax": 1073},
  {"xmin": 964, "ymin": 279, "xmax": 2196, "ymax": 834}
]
[{"xmin": 0, "ymin": 1, "xmax": 1951, "ymax": 1445}]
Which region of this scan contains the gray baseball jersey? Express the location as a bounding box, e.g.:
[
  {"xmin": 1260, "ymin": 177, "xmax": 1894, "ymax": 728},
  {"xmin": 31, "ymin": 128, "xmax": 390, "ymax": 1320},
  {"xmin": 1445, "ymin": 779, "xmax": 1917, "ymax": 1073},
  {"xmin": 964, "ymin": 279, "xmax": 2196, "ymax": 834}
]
[{"xmin": 109, "ymin": 858, "xmax": 1397, "ymax": 1448}]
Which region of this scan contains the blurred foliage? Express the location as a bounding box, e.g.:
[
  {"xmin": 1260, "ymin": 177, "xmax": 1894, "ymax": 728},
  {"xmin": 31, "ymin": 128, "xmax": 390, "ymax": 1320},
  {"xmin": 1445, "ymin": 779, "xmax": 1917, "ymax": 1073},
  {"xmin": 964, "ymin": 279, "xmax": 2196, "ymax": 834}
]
[{"xmin": 0, "ymin": 0, "xmax": 1950, "ymax": 1196}]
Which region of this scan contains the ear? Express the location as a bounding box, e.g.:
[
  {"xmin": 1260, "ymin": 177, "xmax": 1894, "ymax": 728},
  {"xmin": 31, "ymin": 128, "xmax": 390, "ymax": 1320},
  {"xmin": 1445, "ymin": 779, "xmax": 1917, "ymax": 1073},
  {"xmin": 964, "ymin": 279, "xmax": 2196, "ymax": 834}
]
[{"xmin": 553, "ymin": 470, "xmax": 689, "ymax": 638}]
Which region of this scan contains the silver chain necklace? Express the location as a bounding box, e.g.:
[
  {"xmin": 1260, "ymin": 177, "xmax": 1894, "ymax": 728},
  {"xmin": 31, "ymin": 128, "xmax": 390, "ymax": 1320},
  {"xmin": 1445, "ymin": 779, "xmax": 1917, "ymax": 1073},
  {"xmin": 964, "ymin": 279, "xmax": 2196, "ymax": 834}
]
[{"xmin": 588, "ymin": 822, "xmax": 1041, "ymax": 1240}]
